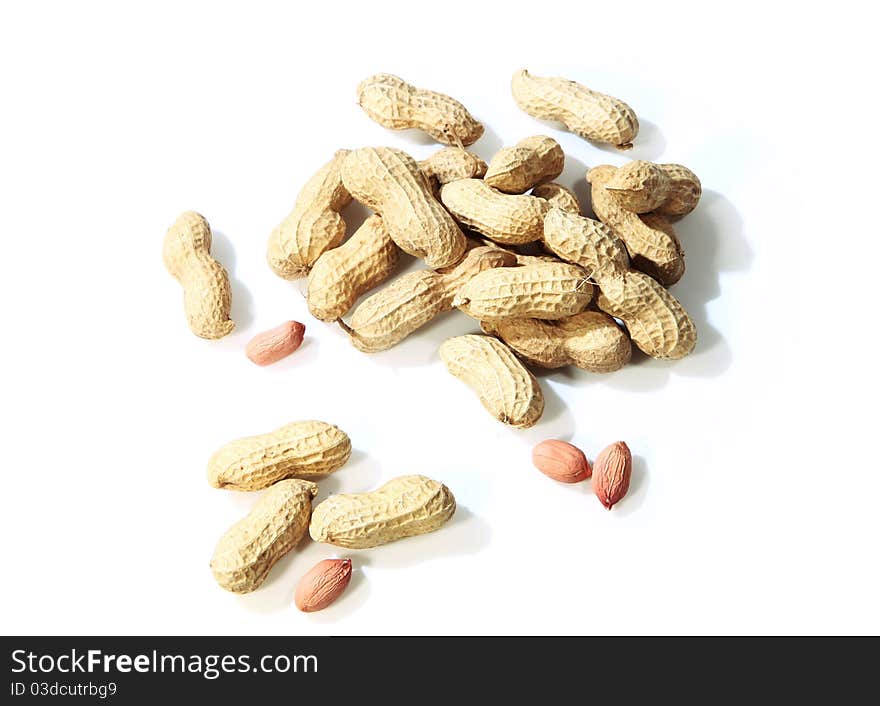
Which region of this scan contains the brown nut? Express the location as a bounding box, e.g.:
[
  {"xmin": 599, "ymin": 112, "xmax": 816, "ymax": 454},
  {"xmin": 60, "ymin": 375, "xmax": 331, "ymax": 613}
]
[
  {"xmin": 294, "ymin": 558, "xmax": 353, "ymax": 613},
  {"xmin": 532, "ymin": 440, "xmax": 591, "ymax": 483},
  {"xmin": 245, "ymin": 321, "xmax": 305, "ymax": 366},
  {"xmin": 592, "ymin": 441, "xmax": 633, "ymax": 510}
]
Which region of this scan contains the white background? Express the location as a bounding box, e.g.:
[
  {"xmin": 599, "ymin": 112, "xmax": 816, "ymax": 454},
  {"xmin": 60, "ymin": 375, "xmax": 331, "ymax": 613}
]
[{"xmin": 1, "ymin": 1, "xmax": 878, "ymax": 636}]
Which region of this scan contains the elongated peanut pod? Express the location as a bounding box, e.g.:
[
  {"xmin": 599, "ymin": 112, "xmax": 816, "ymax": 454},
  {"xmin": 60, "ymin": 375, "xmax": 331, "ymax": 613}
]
[
  {"xmin": 543, "ymin": 207, "xmax": 631, "ymax": 280},
  {"xmin": 654, "ymin": 164, "xmax": 701, "ymax": 217},
  {"xmin": 207, "ymin": 420, "xmax": 351, "ymax": 491},
  {"xmin": 357, "ymin": 74, "xmax": 483, "ymax": 146},
  {"xmin": 310, "ymin": 475, "xmax": 456, "ymax": 549},
  {"xmin": 419, "ymin": 147, "xmax": 487, "ymax": 186},
  {"xmin": 307, "ymin": 216, "xmax": 400, "ymax": 322},
  {"xmin": 604, "ymin": 160, "xmax": 670, "ymax": 213},
  {"xmin": 511, "ymin": 69, "xmax": 638, "ymax": 150},
  {"xmin": 531, "ymin": 183, "xmax": 581, "ymax": 214},
  {"xmin": 341, "ymin": 147, "xmax": 466, "ymax": 269},
  {"xmin": 453, "ymin": 260, "xmax": 592, "ymax": 320},
  {"xmin": 484, "ymin": 135, "xmax": 564, "ymax": 194},
  {"xmin": 340, "ymin": 245, "xmax": 516, "ymax": 352},
  {"xmin": 588, "ymin": 165, "xmax": 684, "ymax": 286},
  {"xmin": 481, "ymin": 311, "xmax": 631, "ymax": 372},
  {"xmin": 439, "ymin": 334, "xmax": 544, "ymax": 428},
  {"xmin": 267, "ymin": 150, "xmax": 352, "ymax": 279},
  {"xmin": 211, "ymin": 479, "xmax": 318, "ymax": 593},
  {"xmin": 245, "ymin": 321, "xmax": 305, "ymax": 365},
  {"xmin": 441, "ymin": 178, "xmax": 550, "ymax": 245},
  {"xmin": 162, "ymin": 211, "xmax": 234, "ymax": 339}
]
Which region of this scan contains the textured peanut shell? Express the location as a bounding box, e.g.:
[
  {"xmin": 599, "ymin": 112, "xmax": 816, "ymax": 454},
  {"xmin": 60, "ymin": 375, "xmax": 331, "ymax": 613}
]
[
  {"xmin": 484, "ymin": 135, "xmax": 564, "ymax": 193},
  {"xmin": 588, "ymin": 165, "xmax": 684, "ymax": 286},
  {"xmin": 210, "ymin": 479, "xmax": 318, "ymax": 593},
  {"xmin": 511, "ymin": 69, "xmax": 639, "ymax": 149},
  {"xmin": 207, "ymin": 420, "xmax": 351, "ymax": 491},
  {"xmin": 440, "ymin": 334, "xmax": 544, "ymax": 428},
  {"xmin": 357, "ymin": 74, "xmax": 483, "ymax": 146},
  {"xmin": 531, "ymin": 183, "xmax": 581, "ymax": 214},
  {"xmin": 310, "ymin": 475, "xmax": 456, "ymax": 549},
  {"xmin": 453, "ymin": 260, "xmax": 592, "ymax": 320},
  {"xmin": 340, "ymin": 245, "xmax": 516, "ymax": 352},
  {"xmin": 604, "ymin": 161, "xmax": 670, "ymax": 213},
  {"xmin": 307, "ymin": 215, "xmax": 400, "ymax": 322},
  {"xmin": 419, "ymin": 147, "xmax": 487, "ymax": 187},
  {"xmin": 267, "ymin": 150, "xmax": 352, "ymax": 279},
  {"xmin": 543, "ymin": 207, "xmax": 632, "ymax": 281},
  {"xmin": 440, "ymin": 178, "xmax": 550, "ymax": 245},
  {"xmin": 655, "ymin": 164, "xmax": 701, "ymax": 217},
  {"xmin": 341, "ymin": 147, "xmax": 466, "ymax": 269},
  {"xmin": 162, "ymin": 211, "xmax": 234, "ymax": 339},
  {"xmin": 481, "ymin": 310, "xmax": 631, "ymax": 372},
  {"xmin": 597, "ymin": 270, "xmax": 696, "ymax": 360}
]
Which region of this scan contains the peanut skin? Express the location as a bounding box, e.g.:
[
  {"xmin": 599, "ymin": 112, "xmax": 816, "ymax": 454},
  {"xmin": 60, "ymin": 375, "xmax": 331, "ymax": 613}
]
[
  {"xmin": 245, "ymin": 321, "xmax": 305, "ymax": 366},
  {"xmin": 162, "ymin": 211, "xmax": 234, "ymax": 340},
  {"xmin": 294, "ymin": 559, "xmax": 353, "ymax": 612}
]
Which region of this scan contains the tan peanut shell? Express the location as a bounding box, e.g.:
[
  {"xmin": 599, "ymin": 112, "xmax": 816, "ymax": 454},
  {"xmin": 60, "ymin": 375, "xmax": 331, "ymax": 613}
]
[
  {"xmin": 267, "ymin": 150, "xmax": 352, "ymax": 279},
  {"xmin": 162, "ymin": 211, "xmax": 234, "ymax": 339},
  {"xmin": 439, "ymin": 334, "xmax": 544, "ymax": 428},
  {"xmin": 340, "ymin": 245, "xmax": 516, "ymax": 352},
  {"xmin": 207, "ymin": 420, "xmax": 351, "ymax": 491},
  {"xmin": 543, "ymin": 207, "xmax": 695, "ymax": 359},
  {"xmin": 588, "ymin": 165, "xmax": 685, "ymax": 286},
  {"xmin": 210, "ymin": 479, "xmax": 318, "ymax": 593},
  {"xmin": 531, "ymin": 183, "xmax": 581, "ymax": 214},
  {"xmin": 341, "ymin": 147, "xmax": 466, "ymax": 269},
  {"xmin": 245, "ymin": 321, "xmax": 306, "ymax": 366},
  {"xmin": 357, "ymin": 73, "xmax": 483, "ymax": 146},
  {"xmin": 310, "ymin": 475, "xmax": 456, "ymax": 549},
  {"xmin": 654, "ymin": 164, "xmax": 702, "ymax": 217},
  {"xmin": 511, "ymin": 69, "xmax": 639, "ymax": 150},
  {"xmin": 307, "ymin": 215, "xmax": 400, "ymax": 322},
  {"xmin": 481, "ymin": 310, "xmax": 631, "ymax": 372},
  {"xmin": 453, "ymin": 260, "xmax": 592, "ymax": 320},
  {"xmin": 440, "ymin": 178, "xmax": 550, "ymax": 245},
  {"xmin": 484, "ymin": 135, "xmax": 564, "ymax": 193},
  {"xmin": 604, "ymin": 161, "xmax": 701, "ymax": 217},
  {"xmin": 419, "ymin": 147, "xmax": 487, "ymax": 187}
]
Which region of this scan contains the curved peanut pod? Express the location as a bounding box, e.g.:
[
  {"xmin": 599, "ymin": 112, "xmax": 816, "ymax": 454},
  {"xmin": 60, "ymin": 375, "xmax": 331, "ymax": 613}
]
[
  {"xmin": 604, "ymin": 160, "xmax": 670, "ymax": 213},
  {"xmin": 357, "ymin": 74, "xmax": 483, "ymax": 146},
  {"xmin": 453, "ymin": 260, "xmax": 592, "ymax": 320},
  {"xmin": 307, "ymin": 215, "xmax": 400, "ymax": 322},
  {"xmin": 597, "ymin": 271, "xmax": 696, "ymax": 360},
  {"xmin": 440, "ymin": 178, "xmax": 550, "ymax": 245},
  {"xmin": 341, "ymin": 147, "xmax": 466, "ymax": 269},
  {"xmin": 484, "ymin": 135, "xmax": 564, "ymax": 194},
  {"xmin": 655, "ymin": 164, "xmax": 701, "ymax": 217},
  {"xmin": 211, "ymin": 479, "xmax": 318, "ymax": 593},
  {"xmin": 481, "ymin": 311, "xmax": 631, "ymax": 372},
  {"xmin": 440, "ymin": 334, "xmax": 544, "ymax": 428},
  {"xmin": 207, "ymin": 420, "xmax": 351, "ymax": 491},
  {"xmin": 267, "ymin": 150, "xmax": 352, "ymax": 279},
  {"xmin": 589, "ymin": 165, "xmax": 684, "ymax": 286},
  {"xmin": 419, "ymin": 147, "xmax": 487, "ymax": 186},
  {"xmin": 511, "ymin": 69, "xmax": 638, "ymax": 150},
  {"xmin": 340, "ymin": 246, "xmax": 516, "ymax": 352},
  {"xmin": 162, "ymin": 211, "xmax": 234, "ymax": 339},
  {"xmin": 543, "ymin": 207, "xmax": 631, "ymax": 281},
  {"xmin": 310, "ymin": 475, "xmax": 456, "ymax": 549},
  {"xmin": 531, "ymin": 183, "xmax": 581, "ymax": 214}
]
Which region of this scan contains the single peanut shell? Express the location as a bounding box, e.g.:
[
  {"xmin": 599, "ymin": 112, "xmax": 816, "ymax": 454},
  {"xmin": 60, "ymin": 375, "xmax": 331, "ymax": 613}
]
[
  {"xmin": 340, "ymin": 245, "xmax": 516, "ymax": 352},
  {"xmin": 532, "ymin": 440, "xmax": 591, "ymax": 483},
  {"xmin": 441, "ymin": 178, "xmax": 550, "ymax": 245},
  {"xmin": 419, "ymin": 147, "xmax": 487, "ymax": 188},
  {"xmin": 655, "ymin": 164, "xmax": 701, "ymax": 217},
  {"xmin": 294, "ymin": 559, "xmax": 353, "ymax": 612},
  {"xmin": 341, "ymin": 147, "xmax": 466, "ymax": 269},
  {"xmin": 531, "ymin": 183, "xmax": 581, "ymax": 214},
  {"xmin": 439, "ymin": 334, "xmax": 544, "ymax": 428},
  {"xmin": 588, "ymin": 165, "xmax": 685, "ymax": 286},
  {"xmin": 162, "ymin": 211, "xmax": 234, "ymax": 339},
  {"xmin": 307, "ymin": 215, "xmax": 400, "ymax": 322},
  {"xmin": 604, "ymin": 160, "xmax": 670, "ymax": 213},
  {"xmin": 484, "ymin": 135, "xmax": 564, "ymax": 194},
  {"xmin": 453, "ymin": 260, "xmax": 592, "ymax": 320},
  {"xmin": 310, "ymin": 475, "xmax": 456, "ymax": 549},
  {"xmin": 481, "ymin": 311, "xmax": 631, "ymax": 372},
  {"xmin": 267, "ymin": 150, "xmax": 352, "ymax": 279},
  {"xmin": 207, "ymin": 420, "xmax": 351, "ymax": 491},
  {"xmin": 592, "ymin": 441, "xmax": 632, "ymax": 510},
  {"xmin": 245, "ymin": 321, "xmax": 305, "ymax": 366},
  {"xmin": 211, "ymin": 479, "xmax": 318, "ymax": 593},
  {"xmin": 357, "ymin": 74, "xmax": 483, "ymax": 146},
  {"xmin": 511, "ymin": 69, "xmax": 639, "ymax": 149},
  {"xmin": 542, "ymin": 207, "xmax": 631, "ymax": 282}
]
